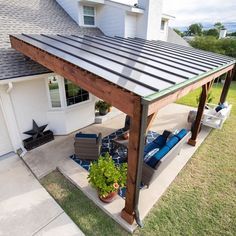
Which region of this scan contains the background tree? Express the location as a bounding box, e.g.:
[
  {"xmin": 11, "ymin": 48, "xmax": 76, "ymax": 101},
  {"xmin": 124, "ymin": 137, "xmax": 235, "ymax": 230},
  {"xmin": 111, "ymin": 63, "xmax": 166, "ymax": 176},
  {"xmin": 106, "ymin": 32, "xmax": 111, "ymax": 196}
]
[
  {"xmin": 187, "ymin": 23, "xmax": 203, "ymax": 36},
  {"xmin": 214, "ymin": 22, "xmax": 225, "ymax": 32},
  {"xmin": 173, "ymin": 28, "xmax": 183, "ymax": 37},
  {"xmin": 203, "ymin": 28, "xmax": 219, "ymax": 38},
  {"xmin": 190, "ymin": 36, "xmax": 236, "ymax": 58}
]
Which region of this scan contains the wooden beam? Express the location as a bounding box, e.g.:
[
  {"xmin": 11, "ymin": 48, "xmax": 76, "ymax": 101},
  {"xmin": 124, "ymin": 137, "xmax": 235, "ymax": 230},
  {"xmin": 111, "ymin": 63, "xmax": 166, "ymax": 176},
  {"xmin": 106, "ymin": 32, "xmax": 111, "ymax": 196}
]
[
  {"xmin": 10, "ymin": 36, "xmax": 137, "ymax": 117},
  {"xmin": 146, "ymin": 112, "xmax": 157, "ymax": 133},
  {"xmin": 188, "ymin": 83, "xmax": 209, "ymax": 146},
  {"xmin": 121, "ymin": 98, "xmax": 142, "ymax": 224},
  {"xmin": 148, "ymin": 64, "xmax": 235, "ymax": 116},
  {"xmin": 220, "ymin": 68, "xmax": 235, "ymax": 104}
]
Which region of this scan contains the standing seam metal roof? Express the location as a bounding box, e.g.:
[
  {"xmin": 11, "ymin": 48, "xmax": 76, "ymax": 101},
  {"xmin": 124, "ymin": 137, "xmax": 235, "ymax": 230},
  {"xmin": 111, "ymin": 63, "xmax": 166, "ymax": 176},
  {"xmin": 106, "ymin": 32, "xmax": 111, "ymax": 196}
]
[{"xmin": 11, "ymin": 34, "xmax": 236, "ymax": 101}]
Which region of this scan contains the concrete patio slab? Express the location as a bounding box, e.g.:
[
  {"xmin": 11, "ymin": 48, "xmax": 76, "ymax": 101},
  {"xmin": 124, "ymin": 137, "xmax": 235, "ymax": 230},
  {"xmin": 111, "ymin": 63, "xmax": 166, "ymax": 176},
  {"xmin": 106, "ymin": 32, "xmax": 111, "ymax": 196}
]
[
  {"xmin": 58, "ymin": 125, "xmax": 211, "ymax": 233},
  {"xmin": 0, "ymin": 154, "xmax": 84, "ymax": 236},
  {"xmin": 22, "ymin": 103, "xmax": 192, "ymax": 179},
  {"xmin": 20, "ymin": 103, "xmax": 213, "ymax": 233}
]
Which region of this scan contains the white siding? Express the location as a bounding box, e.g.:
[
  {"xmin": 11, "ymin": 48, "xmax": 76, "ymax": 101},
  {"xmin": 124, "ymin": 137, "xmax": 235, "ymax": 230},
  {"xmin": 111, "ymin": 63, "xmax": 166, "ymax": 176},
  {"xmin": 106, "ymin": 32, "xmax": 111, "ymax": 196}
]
[
  {"xmin": 0, "ymin": 104, "xmax": 13, "ymax": 156},
  {"xmin": 10, "ymin": 77, "xmax": 96, "ymax": 138},
  {"xmin": 96, "ymin": 5, "xmax": 125, "ymax": 37},
  {"xmin": 10, "ymin": 78, "xmax": 49, "ymax": 140},
  {"xmin": 47, "ymin": 95, "xmax": 96, "ymax": 135},
  {"xmin": 136, "ymin": 0, "xmax": 163, "ymax": 40},
  {"xmin": 56, "ymin": 0, "xmax": 79, "ymax": 24},
  {"xmin": 159, "ymin": 20, "xmax": 168, "ymax": 41},
  {"xmin": 125, "ymin": 13, "xmax": 137, "ymax": 38}
]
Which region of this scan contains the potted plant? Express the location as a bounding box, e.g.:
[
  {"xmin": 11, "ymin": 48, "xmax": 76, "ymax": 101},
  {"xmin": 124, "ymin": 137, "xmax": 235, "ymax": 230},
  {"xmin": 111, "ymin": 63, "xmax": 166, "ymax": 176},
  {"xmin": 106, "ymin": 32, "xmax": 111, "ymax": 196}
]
[
  {"xmin": 95, "ymin": 100, "xmax": 112, "ymax": 116},
  {"xmin": 88, "ymin": 153, "xmax": 127, "ymax": 203}
]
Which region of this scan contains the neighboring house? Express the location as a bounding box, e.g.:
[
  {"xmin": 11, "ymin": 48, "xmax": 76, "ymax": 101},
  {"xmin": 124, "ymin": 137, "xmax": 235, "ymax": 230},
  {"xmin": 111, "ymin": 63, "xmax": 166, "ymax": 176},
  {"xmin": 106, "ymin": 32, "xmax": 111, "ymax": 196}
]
[
  {"xmin": 56, "ymin": 0, "xmax": 175, "ymax": 41},
  {"xmin": 0, "ymin": 0, "xmax": 188, "ymax": 157}
]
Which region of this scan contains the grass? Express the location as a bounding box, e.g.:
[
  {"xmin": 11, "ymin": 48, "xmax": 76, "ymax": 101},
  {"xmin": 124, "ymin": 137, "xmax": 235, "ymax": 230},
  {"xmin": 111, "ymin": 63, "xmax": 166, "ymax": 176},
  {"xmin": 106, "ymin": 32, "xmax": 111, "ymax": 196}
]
[{"xmin": 41, "ymin": 82, "xmax": 236, "ymax": 235}]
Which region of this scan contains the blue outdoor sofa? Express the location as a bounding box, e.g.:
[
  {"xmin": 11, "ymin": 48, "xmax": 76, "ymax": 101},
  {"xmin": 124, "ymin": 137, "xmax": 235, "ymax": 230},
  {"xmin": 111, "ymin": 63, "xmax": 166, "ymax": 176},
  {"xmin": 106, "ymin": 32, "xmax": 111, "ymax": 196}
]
[{"xmin": 142, "ymin": 129, "xmax": 191, "ymax": 187}]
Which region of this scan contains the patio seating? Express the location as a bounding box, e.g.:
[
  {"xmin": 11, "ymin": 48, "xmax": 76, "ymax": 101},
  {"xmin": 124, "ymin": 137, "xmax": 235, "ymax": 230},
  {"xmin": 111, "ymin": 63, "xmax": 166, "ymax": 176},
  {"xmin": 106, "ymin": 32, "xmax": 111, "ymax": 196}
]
[
  {"xmin": 142, "ymin": 129, "xmax": 191, "ymax": 187},
  {"xmin": 188, "ymin": 102, "xmax": 232, "ymax": 130},
  {"xmin": 74, "ymin": 132, "xmax": 102, "ymax": 161}
]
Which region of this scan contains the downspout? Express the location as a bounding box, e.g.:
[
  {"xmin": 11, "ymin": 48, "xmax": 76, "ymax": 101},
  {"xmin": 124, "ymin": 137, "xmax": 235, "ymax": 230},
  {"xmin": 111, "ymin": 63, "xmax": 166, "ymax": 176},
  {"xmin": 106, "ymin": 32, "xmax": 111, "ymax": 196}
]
[
  {"xmin": 7, "ymin": 82, "xmax": 13, "ymax": 93},
  {"xmin": 134, "ymin": 100, "xmax": 149, "ymax": 228},
  {"xmin": 5, "ymin": 82, "xmax": 27, "ymax": 157}
]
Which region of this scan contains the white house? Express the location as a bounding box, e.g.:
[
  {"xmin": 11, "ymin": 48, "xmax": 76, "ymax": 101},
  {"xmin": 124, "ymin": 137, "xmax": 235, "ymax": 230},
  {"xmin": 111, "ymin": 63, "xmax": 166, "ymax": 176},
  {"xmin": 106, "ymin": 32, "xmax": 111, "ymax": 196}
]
[
  {"xmin": 0, "ymin": 0, "xmax": 188, "ymax": 157},
  {"xmin": 56, "ymin": 0, "xmax": 175, "ymax": 41}
]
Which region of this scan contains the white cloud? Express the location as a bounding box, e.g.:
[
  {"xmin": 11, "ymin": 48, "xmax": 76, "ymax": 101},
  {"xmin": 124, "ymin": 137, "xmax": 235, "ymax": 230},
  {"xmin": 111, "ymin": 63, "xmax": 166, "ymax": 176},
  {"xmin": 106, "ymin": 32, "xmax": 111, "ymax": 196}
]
[
  {"xmin": 110, "ymin": 0, "xmax": 236, "ymax": 27},
  {"xmin": 163, "ymin": 0, "xmax": 236, "ymax": 27}
]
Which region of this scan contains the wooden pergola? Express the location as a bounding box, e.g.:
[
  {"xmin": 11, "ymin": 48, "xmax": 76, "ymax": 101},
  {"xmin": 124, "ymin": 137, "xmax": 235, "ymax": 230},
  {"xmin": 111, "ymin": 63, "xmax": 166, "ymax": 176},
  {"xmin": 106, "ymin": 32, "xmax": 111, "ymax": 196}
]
[{"xmin": 10, "ymin": 34, "xmax": 236, "ymax": 225}]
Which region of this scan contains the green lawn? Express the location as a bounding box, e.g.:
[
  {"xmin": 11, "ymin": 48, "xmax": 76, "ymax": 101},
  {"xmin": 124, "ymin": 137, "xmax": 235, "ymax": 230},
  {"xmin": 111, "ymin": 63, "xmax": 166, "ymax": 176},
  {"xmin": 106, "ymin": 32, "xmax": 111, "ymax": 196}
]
[{"xmin": 41, "ymin": 82, "xmax": 236, "ymax": 236}]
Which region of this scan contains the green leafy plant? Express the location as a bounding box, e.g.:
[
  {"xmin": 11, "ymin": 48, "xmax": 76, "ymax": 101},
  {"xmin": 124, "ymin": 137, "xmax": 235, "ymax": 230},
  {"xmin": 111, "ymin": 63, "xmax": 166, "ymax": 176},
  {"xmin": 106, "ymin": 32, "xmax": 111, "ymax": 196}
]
[
  {"xmin": 196, "ymin": 91, "xmax": 215, "ymax": 104},
  {"xmin": 95, "ymin": 100, "xmax": 112, "ymax": 115},
  {"xmin": 88, "ymin": 153, "xmax": 127, "ymax": 198}
]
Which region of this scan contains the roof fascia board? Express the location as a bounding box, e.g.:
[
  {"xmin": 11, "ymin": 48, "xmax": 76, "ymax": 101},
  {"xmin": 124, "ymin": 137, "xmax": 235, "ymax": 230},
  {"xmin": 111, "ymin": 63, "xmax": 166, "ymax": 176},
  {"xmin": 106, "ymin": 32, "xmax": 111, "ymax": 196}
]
[
  {"xmin": 143, "ymin": 61, "xmax": 236, "ymax": 104},
  {"xmin": 0, "ymin": 72, "xmax": 54, "ymax": 85},
  {"xmin": 161, "ymin": 13, "xmax": 175, "ymax": 20},
  {"xmin": 105, "ymin": 0, "xmax": 144, "ymax": 13}
]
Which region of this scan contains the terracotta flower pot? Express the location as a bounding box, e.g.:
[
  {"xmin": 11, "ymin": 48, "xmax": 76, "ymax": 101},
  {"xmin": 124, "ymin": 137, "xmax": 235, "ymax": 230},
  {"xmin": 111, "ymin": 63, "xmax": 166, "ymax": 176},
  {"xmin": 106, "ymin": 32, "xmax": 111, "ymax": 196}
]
[{"xmin": 99, "ymin": 191, "xmax": 118, "ymax": 203}]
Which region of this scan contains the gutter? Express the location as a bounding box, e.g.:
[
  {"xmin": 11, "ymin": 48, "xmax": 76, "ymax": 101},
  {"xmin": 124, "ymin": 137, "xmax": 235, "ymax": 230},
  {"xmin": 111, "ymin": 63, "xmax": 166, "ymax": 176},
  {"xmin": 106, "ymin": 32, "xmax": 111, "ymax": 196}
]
[
  {"xmin": 143, "ymin": 61, "xmax": 236, "ymax": 104},
  {"xmin": 134, "ymin": 101, "xmax": 148, "ymax": 227}
]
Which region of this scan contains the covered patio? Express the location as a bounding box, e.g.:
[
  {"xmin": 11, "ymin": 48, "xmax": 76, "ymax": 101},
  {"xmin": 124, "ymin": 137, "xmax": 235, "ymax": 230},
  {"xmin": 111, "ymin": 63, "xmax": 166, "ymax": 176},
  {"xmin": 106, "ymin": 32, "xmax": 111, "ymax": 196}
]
[{"xmin": 10, "ymin": 34, "xmax": 235, "ymax": 230}]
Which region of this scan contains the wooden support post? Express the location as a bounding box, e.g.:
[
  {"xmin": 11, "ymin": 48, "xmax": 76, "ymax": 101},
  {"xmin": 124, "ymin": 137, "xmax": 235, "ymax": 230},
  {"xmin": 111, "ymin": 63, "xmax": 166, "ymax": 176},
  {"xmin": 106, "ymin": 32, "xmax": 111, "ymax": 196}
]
[
  {"xmin": 146, "ymin": 112, "xmax": 157, "ymax": 133},
  {"xmin": 121, "ymin": 98, "xmax": 142, "ymax": 224},
  {"xmin": 220, "ymin": 69, "xmax": 234, "ymax": 104},
  {"xmin": 188, "ymin": 83, "xmax": 210, "ymax": 146}
]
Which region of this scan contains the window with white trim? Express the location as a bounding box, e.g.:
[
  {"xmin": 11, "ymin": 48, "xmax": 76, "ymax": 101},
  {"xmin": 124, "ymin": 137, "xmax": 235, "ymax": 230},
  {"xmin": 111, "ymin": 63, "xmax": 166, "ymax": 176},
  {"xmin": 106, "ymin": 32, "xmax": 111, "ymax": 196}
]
[
  {"xmin": 161, "ymin": 20, "xmax": 166, "ymax": 30},
  {"xmin": 47, "ymin": 76, "xmax": 89, "ymax": 108},
  {"xmin": 48, "ymin": 76, "xmax": 61, "ymax": 108},
  {"xmin": 64, "ymin": 79, "xmax": 89, "ymax": 106},
  {"xmin": 83, "ymin": 6, "xmax": 95, "ymax": 26}
]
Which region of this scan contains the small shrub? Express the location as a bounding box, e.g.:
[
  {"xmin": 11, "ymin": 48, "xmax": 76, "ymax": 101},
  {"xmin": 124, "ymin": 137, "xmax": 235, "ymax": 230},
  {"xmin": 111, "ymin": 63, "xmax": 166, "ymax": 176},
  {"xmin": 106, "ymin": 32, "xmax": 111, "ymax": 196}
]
[{"xmin": 88, "ymin": 153, "xmax": 127, "ymax": 198}]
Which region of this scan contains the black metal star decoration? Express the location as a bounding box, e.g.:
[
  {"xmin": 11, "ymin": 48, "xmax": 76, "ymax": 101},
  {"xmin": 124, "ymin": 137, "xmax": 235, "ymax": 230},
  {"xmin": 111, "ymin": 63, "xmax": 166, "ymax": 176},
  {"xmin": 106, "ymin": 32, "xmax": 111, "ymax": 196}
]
[{"xmin": 24, "ymin": 120, "xmax": 48, "ymax": 140}]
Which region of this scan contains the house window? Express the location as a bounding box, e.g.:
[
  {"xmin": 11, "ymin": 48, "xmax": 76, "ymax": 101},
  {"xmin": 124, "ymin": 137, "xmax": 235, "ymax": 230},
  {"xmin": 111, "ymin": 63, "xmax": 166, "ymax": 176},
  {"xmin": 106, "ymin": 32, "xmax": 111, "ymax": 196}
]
[
  {"xmin": 161, "ymin": 20, "xmax": 165, "ymax": 30},
  {"xmin": 83, "ymin": 6, "xmax": 95, "ymax": 26},
  {"xmin": 64, "ymin": 79, "xmax": 89, "ymax": 106},
  {"xmin": 48, "ymin": 76, "xmax": 61, "ymax": 108}
]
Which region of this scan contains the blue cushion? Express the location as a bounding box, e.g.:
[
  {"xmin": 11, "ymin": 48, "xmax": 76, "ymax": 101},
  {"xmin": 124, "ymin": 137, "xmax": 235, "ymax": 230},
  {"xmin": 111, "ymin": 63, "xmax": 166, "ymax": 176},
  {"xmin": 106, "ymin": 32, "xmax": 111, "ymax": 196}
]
[
  {"xmin": 75, "ymin": 133, "xmax": 97, "ymax": 139},
  {"xmin": 153, "ymin": 135, "xmax": 166, "ymax": 148},
  {"xmin": 166, "ymin": 136, "xmax": 179, "ymax": 149},
  {"xmin": 144, "ymin": 135, "xmax": 166, "ymax": 155},
  {"xmin": 144, "ymin": 141, "xmax": 159, "ymax": 155},
  {"xmin": 176, "ymin": 129, "xmax": 187, "ymax": 140},
  {"xmin": 146, "ymin": 145, "xmax": 170, "ymax": 168},
  {"xmin": 215, "ymin": 104, "xmax": 226, "ymax": 112}
]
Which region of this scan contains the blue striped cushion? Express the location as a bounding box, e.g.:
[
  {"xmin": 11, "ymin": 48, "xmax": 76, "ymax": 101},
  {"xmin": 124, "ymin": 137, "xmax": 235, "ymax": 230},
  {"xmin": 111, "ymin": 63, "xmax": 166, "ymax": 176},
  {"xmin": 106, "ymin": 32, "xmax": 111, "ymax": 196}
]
[
  {"xmin": 176, "ymin": 129, "xmax": 187, "ymax": 140},
  {"xmin": 166, "ymin": 136, "xmax": 179, "ymax": 149}
]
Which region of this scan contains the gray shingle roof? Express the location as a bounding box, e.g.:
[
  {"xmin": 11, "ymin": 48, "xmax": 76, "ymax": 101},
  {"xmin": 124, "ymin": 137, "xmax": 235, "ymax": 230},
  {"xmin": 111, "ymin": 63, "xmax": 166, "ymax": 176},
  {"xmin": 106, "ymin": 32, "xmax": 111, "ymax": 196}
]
[{"xmin": 0, "ymin": 0, "xmax": 102, "ymax": 80}]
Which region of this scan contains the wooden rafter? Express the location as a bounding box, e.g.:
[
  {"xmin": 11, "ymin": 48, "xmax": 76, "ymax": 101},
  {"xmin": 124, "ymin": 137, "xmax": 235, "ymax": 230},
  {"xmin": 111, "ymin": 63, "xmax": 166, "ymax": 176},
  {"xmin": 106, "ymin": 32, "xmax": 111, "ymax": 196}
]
[{"xmin": 10, "ymin": 36, "xmax": 137, "ymax": 117}]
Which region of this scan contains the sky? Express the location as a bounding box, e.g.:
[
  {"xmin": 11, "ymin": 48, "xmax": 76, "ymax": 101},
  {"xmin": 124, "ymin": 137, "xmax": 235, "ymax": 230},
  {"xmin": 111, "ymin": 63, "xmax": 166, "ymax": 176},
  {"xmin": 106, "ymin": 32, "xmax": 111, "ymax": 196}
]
[{"xmin": 113, "ymin": 0, "xmax": 236, "ymax": 27}]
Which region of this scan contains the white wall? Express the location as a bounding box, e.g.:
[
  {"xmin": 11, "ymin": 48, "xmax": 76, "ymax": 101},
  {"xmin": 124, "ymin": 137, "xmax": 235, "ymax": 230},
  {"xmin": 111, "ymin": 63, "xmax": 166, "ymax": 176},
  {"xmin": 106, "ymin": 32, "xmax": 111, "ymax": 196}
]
[
  {"xmin": 136, "ymin": 0, "xmax": 163, "ymax": 40},
  {"xmin": 47, "ymin": 95, "xmax": 96, "ymax": 135},
  {"xmin": 159, "ymin": 19, "xmax": 169, "ymax": 41},
  {"xmin": 10, "ymin": 78, "xmax": 49, "ymax": 140},
  {"xmin": 9, "ymin": 76, "xmax": 96, "ymax": 138},
  {"xmin": 96, "ymin": 5, "xmax": 125, "ymax": 37},
  {"xmin": 56, "ymin": 0, "xmax": 79, "ymax": 24},
  {"xmin": 125, "ymin": 13, "xmax": 137, "ymax": 38}
]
